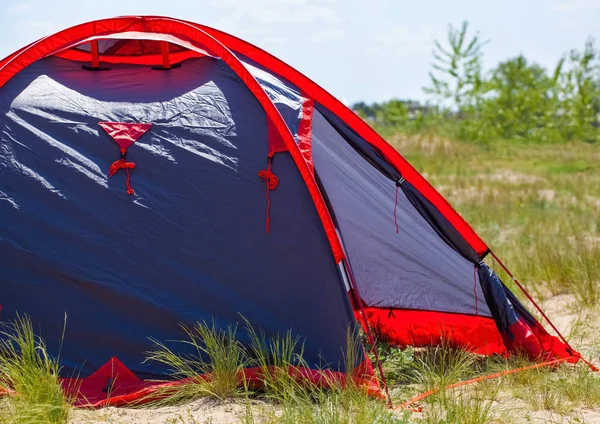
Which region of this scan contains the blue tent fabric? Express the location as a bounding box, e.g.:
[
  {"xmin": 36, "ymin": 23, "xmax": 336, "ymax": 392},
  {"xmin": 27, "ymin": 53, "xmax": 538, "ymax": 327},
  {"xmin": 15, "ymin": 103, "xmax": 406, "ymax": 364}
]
[
  {"xmin": 0, "ymin": 56, "xmax": 355, "ymax": 378},
  {"xmin": 312, "ymin": 109, "xmax": 490, "ymax": 317}
]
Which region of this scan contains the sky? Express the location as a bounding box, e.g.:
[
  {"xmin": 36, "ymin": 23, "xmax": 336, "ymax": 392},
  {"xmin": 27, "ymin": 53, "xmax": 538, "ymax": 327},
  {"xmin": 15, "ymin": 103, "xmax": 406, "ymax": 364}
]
[{"xmin": 0, "ymin": 0, "xmax": 599, "ymax": 105}]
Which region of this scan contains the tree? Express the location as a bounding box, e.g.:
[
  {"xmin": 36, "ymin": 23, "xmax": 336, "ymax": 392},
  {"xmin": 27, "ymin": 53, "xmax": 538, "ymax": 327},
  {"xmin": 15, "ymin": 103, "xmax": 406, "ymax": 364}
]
[
  {"xmin": 424, "ymin": 21, "xmax": 488, "ymax": 110},
  {"xmin": 376, "ymin": 99, "xmax": 409, "ymax": 127},
  {"xmin": 562, "ymin": 38, "xmax": 600, "ymax": 142},
  {"xmin": 483, "ymin": 55, "xmax": 559, "ymax": 141}
]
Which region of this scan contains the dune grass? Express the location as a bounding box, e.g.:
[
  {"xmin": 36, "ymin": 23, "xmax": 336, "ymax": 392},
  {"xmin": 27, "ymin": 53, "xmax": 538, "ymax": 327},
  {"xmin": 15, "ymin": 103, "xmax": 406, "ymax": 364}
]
[
  {"xmin": 143, "ymin": 320, "xmax": 409, "ymax": 423},
  {"xmin": 240, "ymin": 386, "xmax": 410, "ymax": 424},
  {"xmin": 144, "ymin": 320, "xmax": 248, "ymax": 403},
  {"xmin": 0, "ymin": 315, "xmax": 71, "ymax": 424}
]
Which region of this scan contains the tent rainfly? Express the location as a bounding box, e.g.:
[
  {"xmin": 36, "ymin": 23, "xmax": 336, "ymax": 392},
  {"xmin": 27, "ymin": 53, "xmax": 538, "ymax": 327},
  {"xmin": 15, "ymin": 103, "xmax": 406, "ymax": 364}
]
[{"xmin": 0, "ymin": 16, "xmax": 591, "ymax": 407}]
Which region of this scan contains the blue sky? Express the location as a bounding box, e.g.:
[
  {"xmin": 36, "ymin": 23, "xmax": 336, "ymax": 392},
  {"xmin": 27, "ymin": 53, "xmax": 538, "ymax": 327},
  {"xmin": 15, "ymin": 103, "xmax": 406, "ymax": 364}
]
[{"xmin": 1, "ymin": 0, "xmax": 598, "ymax": 104}]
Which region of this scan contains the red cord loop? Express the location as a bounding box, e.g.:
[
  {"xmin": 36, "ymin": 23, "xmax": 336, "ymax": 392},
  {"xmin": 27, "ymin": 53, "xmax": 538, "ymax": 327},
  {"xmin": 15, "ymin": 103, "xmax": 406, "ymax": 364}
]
[
  {"xmin": 258, "ymin": 168, "xmax": 279, "ymax": 191},
  {"xmin": 108, "ymin": 156, "xmax": 136, "ymax": 195},
  {"xmin": 258, "ymin": 156, "xmax": 278, "ymax": 233}
]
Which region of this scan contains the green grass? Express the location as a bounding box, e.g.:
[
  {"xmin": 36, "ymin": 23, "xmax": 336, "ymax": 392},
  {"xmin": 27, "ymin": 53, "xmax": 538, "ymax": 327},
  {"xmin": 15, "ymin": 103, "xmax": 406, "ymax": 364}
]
[
  {"xmin": 145, "ymin": 321, "xmax": 409, "ymax": 423},
  {"xmin": 241, "ymin": 386, "xmax": 410, "ymax": 424},
  {"xmin": 418, "ymin": 385, "xmax": 509, "ymax": 424},
  {"xmin": 243, "ymin": 317, "xmax": 311, "ymax": 403},
  {"xmin": 410, "ymin": 341, "xmax": 478, "ymax": 394},
  {"xmin": 145, "ymin": 320, "xmax": 249, "ymax": 403},
  {"xmin": 0, "ymin": 315, "xmax": 71, "ymax": 424}
]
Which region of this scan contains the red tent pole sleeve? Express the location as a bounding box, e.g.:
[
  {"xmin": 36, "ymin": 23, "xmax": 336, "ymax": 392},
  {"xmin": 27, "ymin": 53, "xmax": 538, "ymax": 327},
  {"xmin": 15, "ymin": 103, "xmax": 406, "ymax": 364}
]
[
  {"xmin": 160, "ymin": 41, "xmax": 171, "ymax": 69},
  {"xmin": 90, "ymin": 40, "xmax": 100, "ymax": 68}
]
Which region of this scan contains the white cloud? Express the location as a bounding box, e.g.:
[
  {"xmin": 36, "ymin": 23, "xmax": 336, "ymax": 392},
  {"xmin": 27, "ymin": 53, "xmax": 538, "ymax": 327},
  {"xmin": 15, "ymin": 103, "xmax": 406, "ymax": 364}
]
[
  {"xmin": 559, "ymin": 18, "xmax": 575, "ymax": 27},
  {"xmin": 208, "ymin": 0, "xmax": 342, "ymax": 53},
  {"xmin": 209, "ymin": 0, "xmax": 341, "ymax": 24},
  {"xmin": 306, "ymin": 28, "xmax": 344, "ymax": 43},
  {"xmin": 363, "ymin": 26, "xmax": 434, "ymax": 58},
  {"xmin": 259, "ymin": 36, "xmax": 290, "ymax": 45},
  {"xmin": 553, "ymin": 0, "xmax": 600, "ymax": 12},
  {"xmin": 21, "ymin": 20, "xmax": 56, "ymax": 31},
  {"xmin": 8, "ymin": 2, "xmax": 31, "ymax": 14}
]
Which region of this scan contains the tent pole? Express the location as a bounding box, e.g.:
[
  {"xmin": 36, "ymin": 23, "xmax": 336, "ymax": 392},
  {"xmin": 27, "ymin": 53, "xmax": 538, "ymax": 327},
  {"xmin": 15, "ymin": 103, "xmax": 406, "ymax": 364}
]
[{"xmin": 340, "ymin": 253, "xmax": 393, "ymax": 406}]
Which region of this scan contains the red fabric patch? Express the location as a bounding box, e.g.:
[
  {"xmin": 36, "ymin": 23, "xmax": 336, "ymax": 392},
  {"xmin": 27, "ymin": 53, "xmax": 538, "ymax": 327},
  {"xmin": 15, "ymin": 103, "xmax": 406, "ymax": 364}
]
[
  {"xmin": 357, "ymin": 307, "xmax": 508, "ymax": 356},
  {"xmin": 98, "ymin": 122, "xmax": 152, "ymax": 152},
  {"xmin": 59, "ymin": 358, "xmax": 380, "ymax": 408},
  {"xmin": 62, "ymin": 357, "xmax": 147, "ymax": 406}
]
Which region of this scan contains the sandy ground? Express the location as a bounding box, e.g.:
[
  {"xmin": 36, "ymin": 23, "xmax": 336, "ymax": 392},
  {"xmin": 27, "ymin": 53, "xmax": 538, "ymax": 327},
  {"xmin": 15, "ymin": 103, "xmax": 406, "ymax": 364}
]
[
  {"xmin": 69, "ymin": 295, "xmax": 600, "ymax": 424},
  {"xmin": 70, "ymin": 399, "xmax": 251, "ymax": 424}
]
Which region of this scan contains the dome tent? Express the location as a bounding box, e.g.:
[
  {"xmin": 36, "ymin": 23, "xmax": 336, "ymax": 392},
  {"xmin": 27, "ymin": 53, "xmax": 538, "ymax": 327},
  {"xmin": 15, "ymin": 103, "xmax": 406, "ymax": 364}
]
[{"xmin": 0, "ymin": 16, "xmax": 583, "ymax": 406}]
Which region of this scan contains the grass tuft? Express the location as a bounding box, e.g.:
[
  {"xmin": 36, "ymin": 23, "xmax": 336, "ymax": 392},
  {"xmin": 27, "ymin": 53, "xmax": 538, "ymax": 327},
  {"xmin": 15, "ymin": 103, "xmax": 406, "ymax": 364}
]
[
  {"xmin": 420, "ymin": 385, "xmax": 510, "ymax": 424},
  {"xmin": 145, "ymin": 320, "xmax": 248, "ymax": 403},
  {"xmin": 241, "ymin": 383, "xmax": 409, "ymax": 424},
  {"xmin": 243, "ymin": 317, "xmax": 313, "ymax": 403},
  {"xmin": 0, "ymin": 314, "xmax": 70, "ymax": 424},
  {"xmin": 411, "ymin": 340, "xmax": 478, "ymax": 395}
]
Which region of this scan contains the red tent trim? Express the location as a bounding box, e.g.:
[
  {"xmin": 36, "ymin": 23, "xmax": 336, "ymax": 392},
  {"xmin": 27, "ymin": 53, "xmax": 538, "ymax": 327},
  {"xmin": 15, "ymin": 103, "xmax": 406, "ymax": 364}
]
[{"xmin": 298, "ymin": 91, "xmax": 315, "ymax": 172}]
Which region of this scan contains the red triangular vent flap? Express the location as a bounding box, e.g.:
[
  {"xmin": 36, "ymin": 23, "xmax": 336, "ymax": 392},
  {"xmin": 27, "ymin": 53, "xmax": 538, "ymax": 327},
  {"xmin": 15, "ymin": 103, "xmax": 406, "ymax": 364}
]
[{"xmin": 99, "ymin": 122, "xmax": 152, "ymax": 152}]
